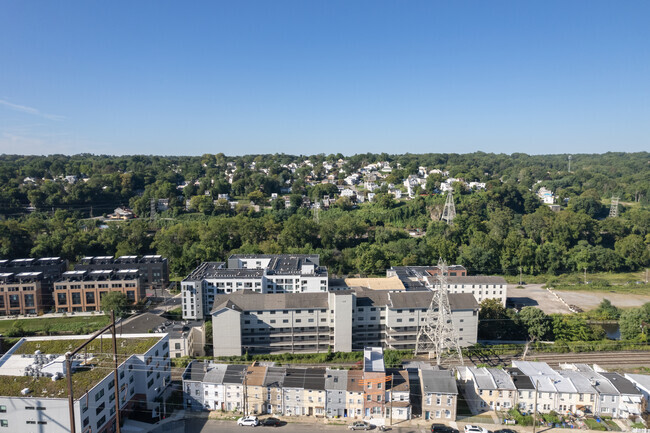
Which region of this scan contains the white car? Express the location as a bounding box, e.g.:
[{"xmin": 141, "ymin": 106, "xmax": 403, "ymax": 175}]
[
  {"xmin": 464, "ymin": 426, "xmax": 488, "ymax": 433},
  {"xmin": 237, "ymin": 416, "xmax": 260, "ymax": 427}
]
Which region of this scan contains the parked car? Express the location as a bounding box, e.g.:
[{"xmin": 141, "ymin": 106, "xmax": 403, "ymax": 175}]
[
  {"xmin": 237, "ymin": 416, "xmax": 260, "ymax": 426},
  {"xmin": 432, "ymin": 424, "xmax": 458, "ymax": 433},
  {"xmin": 262, "ymin": 417, "xmax": 282, "ymax": 427},
  {"xmin": 494, "ymin": 429, "xmax": 516, "ymax": 433},
  {"xmin": 464, "ymin": 425, "xmax": 488, "ymax": 433},
  {"xmin": 348, "ymin": 421, "xmax": 371, "ymax": 430}
]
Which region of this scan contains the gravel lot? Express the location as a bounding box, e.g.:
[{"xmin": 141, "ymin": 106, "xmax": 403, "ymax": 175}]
[{"xmin": 507, "ymin": 284, "xmax": 650, "ymax": 313}]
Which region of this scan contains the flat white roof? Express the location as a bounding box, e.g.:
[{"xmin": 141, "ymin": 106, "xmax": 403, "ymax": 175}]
[
  {"xmin": 15, "ymin": 272, "xmax": 42, "ymax": 277},
  {"xmin": 363, "ymin": 347, "xmax": 385, "ymax": 373},
  {"xmin": 63, "ymin": 270, "xmax": 87, "ymax": 276}
]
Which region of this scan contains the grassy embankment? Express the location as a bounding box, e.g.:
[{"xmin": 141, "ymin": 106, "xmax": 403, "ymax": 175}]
[{"xmin": 0, "ymin": 314, "xmax": 110, "ymax": 336}]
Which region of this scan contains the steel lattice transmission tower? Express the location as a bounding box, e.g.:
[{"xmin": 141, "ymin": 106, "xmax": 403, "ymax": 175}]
[
  {"xmin": 415, "ymin": 259, "xmax": 464, "ymax": 367},
  {"xmin": 150, "ymin": 198, "xmax": 157, "ymax": 222},
  {"xmin": 609, "ymin": 196, "xmax": 620, "ymax": 218},
  {"xmin": 440, "ymin": 191, "xmax": 456, "ymax": 225}
]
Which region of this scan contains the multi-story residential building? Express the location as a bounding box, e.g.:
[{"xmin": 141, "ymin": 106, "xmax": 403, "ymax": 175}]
[
  {"xmin": 0, "ymin": 271, "xmax": 45, "ymax": 316},
  {"xmin": 363, "ymin": 347, "xmax": 388, "ymax": 417},
  {"xmin": 387, "ymin": 369, "xmax": 411, "ymax": 421},
  {"xmin": 599, "ymin": 373, "xmax": 644, "ymax": 418},
  {"xmin": 181, "ymin": 255, "xmax": 329, "ymax": 319},
  {"xmin": 303, "ymin": 368, "xmax": 326, "ymax": 417},
  {"xmin": 446, "ymin": 276, "xmax": 508, "ymax": 306},
  {"xmin": 346, "ymin": 370, "xmax": 365, "ymax": 419},
  {"xmin": 0, "ymin": 257, "xmax": 68, "ymax": 282},
  {"xmin": 624, "ymin": 374, "xmax": 650, "ymax": 408},
  {"xmin": 74, "ymin": 255, "xmax": 169, "ymax": 291},
  {"xmin": 512, "ymin": 361, "xmax": 580, "ymax": 414},
  {"xmin": 183, "ymin": 361, "xmax": 210, "ymax": 411},
  {"xmin": 325, "ymin": 369, "xmax": 348, "ymax": 418},
  {"xmin": 506, "ymin": 367, "xmax": 537, "ymax": 412},
  {"xmin": 53, "ymin": 269, "xmax": 144, "ymax": 313},
  {"xmin": 386, "ymin": 266, "xmax": 507, "ymax": 306},
  {"xmin": 566, "ymin": 364, "xmax": 618, "ymax": 416},
  {"xmin": 264, "ymin": 367, "xmax": 286, "ymax": 415},
  {"xmin": 420, "ymin": 369, "xmax": 458, "ymax": 421},
  {"xmin": 283, "ymin": 368, "xmax": 307, "ymax": 416},
  {"xmin": 557, "ymin": 370, "xmax": 598, "ymax": 414},
  {"xmin": 0, "ymin": 257, "xmax": 68, "ymax": 315},
  {"xmin": 0, "ymin": 334, "xmax": 170, "ymax": 433},
  {"xmin": 203, "ymin": 364, "xmax": 228, "ymax": 411},
  {"xmin": 245, "ymin": 364, "xmax": 268, "ymax": 415},
  {"xmin": 210, "ymin": 289, "xmax": 478, "ymax": 357},
  {"xmin": 457, "ymin": 367, "xmax": 516, "ymax": 413},
  {"xmin": 223, "ymin": 365, "xmax": 246, "ymax": 412}
]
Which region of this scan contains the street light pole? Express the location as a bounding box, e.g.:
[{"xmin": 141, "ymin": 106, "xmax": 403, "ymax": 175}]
[{"xmin": 533, "ymin": 379, "xmax": 539, "ymax": 433}]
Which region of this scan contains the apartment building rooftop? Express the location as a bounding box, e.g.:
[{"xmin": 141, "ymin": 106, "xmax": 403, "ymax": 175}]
[
  {"xmin": 446, "ymin": 276, "xmax": 508, "ymax": 285},
  {"xmin": 0, "ymin": 335, "xmax": 163, "ymax": 398},
  {"xmin": 343, "ymin": 276, "xmax": 406, "ymax": 291},
  {"xmin": 184, "ymin": 262, "xmax": 227, "ymax": 281},
  {"xmin": 58, "ymin": 269, "xmax": 139, "ymax": 281},
  {"xmin": 212, "ymin": 291, "xmax": 331, "ymax": 312},
  {"xmin": 210, "ymin": 288, "xmax": 478, "ymax": 314}
]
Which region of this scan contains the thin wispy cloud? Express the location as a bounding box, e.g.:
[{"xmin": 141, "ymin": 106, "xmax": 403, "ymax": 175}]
[{"xmin": 0, "ymin": 99, "xmax": 65, "ymax": 121}]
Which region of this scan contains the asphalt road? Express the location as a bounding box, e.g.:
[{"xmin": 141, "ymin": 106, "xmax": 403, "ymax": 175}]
[{"xmin": 184, "ymin": 418, "xmax": 433, "ymax": 433}]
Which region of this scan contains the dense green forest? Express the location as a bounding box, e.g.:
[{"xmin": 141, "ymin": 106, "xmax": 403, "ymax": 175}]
[{"xmin": 0, "ymin": 152, "xmax": 648, "ymax": 278}]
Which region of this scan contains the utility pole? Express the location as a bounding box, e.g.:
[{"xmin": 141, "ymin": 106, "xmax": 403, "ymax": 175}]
[
  {"xmin": 242, "ymin": 370, "xmax": 248, "ymax": 416},
  {"xmin": 584, "ymin": 268, "xmax": 587, "ymax": 285},
  {"xmin": 645, "ymin": 269, "xmax": 648, "ymax": 284},
  {"xmin": 519, "ymin": 267, "xmax": 523, "ymax": 286},
  {"xmin": 389, "ymin": 374, "xmax": 394, "ymax": 427},
  {"xmin": 568, "ymin": 155, "xmax": 572, "ymax": 173},
  {"xmin": 532, "ymin": 379, "xmax": 539, "ymax": 433},
  {"xmin": 110, "ymin": 311, "xmax": 122, "ymax": 433},
  {"xmin": 66, "ymin": 310, "xmax": 122, "ymax": 433}
]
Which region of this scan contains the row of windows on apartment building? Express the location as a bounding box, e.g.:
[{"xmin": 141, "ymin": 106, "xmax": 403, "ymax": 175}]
[
  {"xmin": 56, "ymin": 283, "xmax": 137, "ymax": 290},
  {"xmin": 0, "ymin": 294, "xmax": 36, "ymax": 308},
  {"xmin": 57, "ymin": 291, "xmax": 137, "ymax": 304},
  {"xmin": 0, "ymin": 286, "xmax": 35, "ymax": 292}
]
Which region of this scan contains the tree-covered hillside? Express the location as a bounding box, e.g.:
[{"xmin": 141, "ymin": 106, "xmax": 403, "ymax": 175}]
[{"xmin": 0, "ymin": 152, "xmax": 648, "ymax": 278}]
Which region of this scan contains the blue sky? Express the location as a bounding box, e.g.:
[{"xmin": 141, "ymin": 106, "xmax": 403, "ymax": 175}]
[{"xmin": 0, "ymin": 0, "xmax": 648, "ymax": 156}]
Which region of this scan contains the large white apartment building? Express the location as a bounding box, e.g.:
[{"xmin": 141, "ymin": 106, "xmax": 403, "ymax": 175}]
[
  {"xmin": 387, "ymin": 266, "xmax": 507, "ymax": 306},
  {"xmin": 181, "ymin": 255, "xmax": 328, "ymax": 319},
  {"xmin": 0, "ymin": 334, "xmax": 170, "ymax": 433},
  {"xmin": 210, "ymin": 288, "xmax": 479, "ymax": 357}
]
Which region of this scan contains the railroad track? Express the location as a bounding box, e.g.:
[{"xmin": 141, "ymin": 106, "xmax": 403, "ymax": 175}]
[{"xmin": 464, "ymin": 350, "xmax": 650, "ymax": 368}]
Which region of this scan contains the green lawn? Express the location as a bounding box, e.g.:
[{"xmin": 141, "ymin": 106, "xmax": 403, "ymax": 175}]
[
  {"xmin": 583, "ymin": 418, "xmax": 607, "ymax": 431},
  {"xmin": 503, "ymin": 271, "xmax": 647, "ymax": 286},
  {"xmin": 0, "ymin": 315, "xmax": 110, "ymax": 336}
]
